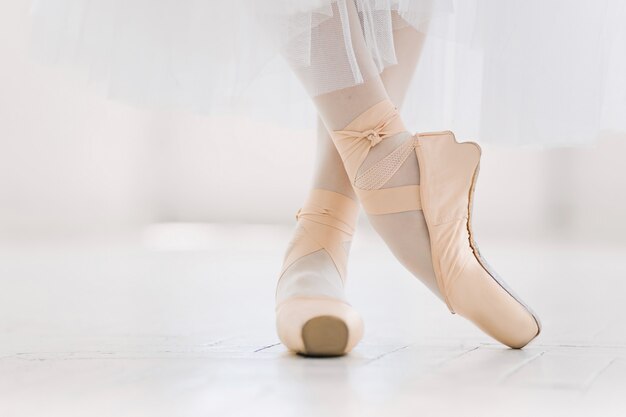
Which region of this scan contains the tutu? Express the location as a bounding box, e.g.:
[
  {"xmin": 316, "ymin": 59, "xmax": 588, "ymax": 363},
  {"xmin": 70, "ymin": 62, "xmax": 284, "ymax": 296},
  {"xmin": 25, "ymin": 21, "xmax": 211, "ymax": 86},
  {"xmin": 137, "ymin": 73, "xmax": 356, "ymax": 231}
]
[{"xmin": 29, "ymin": 0, "xmax": 626, "ymax": 147}]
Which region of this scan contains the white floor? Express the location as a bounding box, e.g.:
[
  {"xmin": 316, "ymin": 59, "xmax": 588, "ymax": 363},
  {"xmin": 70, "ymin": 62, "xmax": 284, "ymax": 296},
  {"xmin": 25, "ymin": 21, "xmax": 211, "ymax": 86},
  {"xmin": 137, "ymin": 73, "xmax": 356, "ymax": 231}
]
[{"xmin": 1, "ymin": 223, "xmax": 625, "ymax": 417}]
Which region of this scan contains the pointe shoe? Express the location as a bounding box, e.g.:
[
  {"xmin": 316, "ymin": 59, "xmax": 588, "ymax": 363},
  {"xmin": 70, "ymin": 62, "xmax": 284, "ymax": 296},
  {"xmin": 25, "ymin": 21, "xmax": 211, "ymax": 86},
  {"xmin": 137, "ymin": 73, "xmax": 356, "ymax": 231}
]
[
  {"xmin": 275, "ymin": 189, "xmax": 364, "ymax": 356},
  {"xmin": 330, "ymin": 100, "xmax": 541, "ymax": 349},
  {"xmin": 415, "ymin": 131, "xmax": 541, "ymax": 348}
]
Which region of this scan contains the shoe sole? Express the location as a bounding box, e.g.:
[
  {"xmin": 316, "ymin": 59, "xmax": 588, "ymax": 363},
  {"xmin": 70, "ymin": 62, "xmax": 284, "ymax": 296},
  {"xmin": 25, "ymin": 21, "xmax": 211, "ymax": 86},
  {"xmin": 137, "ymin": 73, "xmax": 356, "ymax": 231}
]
[
  {"xmin": 416, "ymin": 131, "xmax": 541, "ymax": 348},
  {"xmin": 275, "ymin": 297, "xmax": 363, "ymax": 357},
  {"xmin": 300, "ymin": 315, "xmax": 349, "ymax": 357},
  {"xmin": 467, "ymin": 145, "xmax": 543, "ymax": 346}
]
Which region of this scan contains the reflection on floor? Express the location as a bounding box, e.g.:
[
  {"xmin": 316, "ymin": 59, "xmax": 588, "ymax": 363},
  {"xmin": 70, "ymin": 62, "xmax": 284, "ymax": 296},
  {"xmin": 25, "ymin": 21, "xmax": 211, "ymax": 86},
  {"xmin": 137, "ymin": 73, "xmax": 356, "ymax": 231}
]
[{"xmin": 1, "ymin": 223, "xmax": 625, "ymax": 417}]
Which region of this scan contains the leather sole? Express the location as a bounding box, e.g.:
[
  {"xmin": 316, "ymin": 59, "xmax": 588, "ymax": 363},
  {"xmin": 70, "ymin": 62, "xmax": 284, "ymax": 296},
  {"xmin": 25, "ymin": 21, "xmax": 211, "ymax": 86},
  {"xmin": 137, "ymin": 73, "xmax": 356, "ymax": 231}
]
[
  {"xmin": 301, "ymin": 316, "xmax": 349, "ymax": 357},
  {"xmin": 276, "ymin": 297, "xmax": 364, "ymax": 357},
  {"xmin": 467, "ymin": 157, "xmax": 542, "ymax": 346}
]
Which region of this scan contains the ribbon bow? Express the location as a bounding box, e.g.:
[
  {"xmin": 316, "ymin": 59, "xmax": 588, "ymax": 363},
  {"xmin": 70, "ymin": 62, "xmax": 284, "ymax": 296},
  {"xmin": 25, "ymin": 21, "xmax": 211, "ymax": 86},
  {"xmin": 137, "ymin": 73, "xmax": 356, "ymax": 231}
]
[
  {"xmin": 331, "ymin": 107, "xmax": 403, "ymax": 149},
  {"xmin": 362, "ymin": 129, "xmax": 382, "ymax": 146},
  {"xmin": 329, "ymin": 100, "xmax": 407, "ymax": 181}
]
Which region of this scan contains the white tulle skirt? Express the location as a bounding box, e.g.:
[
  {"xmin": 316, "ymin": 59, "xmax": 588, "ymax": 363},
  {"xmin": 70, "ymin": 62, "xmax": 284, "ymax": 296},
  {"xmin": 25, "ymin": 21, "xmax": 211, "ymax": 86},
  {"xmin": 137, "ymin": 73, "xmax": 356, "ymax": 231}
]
[{"xmin": 29, "ymin": 0, "xmax": 626, "ymax": 147}]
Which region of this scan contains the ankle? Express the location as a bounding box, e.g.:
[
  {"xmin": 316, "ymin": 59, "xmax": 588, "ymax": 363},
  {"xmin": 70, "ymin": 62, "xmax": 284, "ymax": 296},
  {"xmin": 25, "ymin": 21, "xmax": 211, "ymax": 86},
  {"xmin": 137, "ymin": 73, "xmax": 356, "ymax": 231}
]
[
  {"xmin": 330, "ymin": 99, "xmax": 408, "ymax": 184},
  {"xmin": 355, "ymin": 131, "xmax": 420, "ymax": 189},
  {"xmin": 310, "ymin": 183, "xmax": 357, "ymax": 200},
  {"xmin": 358, "ymin": 131, "xmax": 413, "ymax": 171}
]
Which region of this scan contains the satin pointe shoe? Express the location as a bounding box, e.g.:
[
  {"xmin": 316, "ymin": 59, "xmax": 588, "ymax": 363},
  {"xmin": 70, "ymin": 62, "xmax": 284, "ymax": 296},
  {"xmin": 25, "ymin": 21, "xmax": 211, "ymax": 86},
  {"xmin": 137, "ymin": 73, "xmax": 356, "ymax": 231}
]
[
  {"xmin": 415, "ymin": 131, "xmax": 541, "ymax": 348},
  {"xmin": 330, "ymin": 99, "xmax": 541, "ymax": 349},
  {"xmin": 275, "ymin": 189, "xmax": 364, "ymax": 356}
]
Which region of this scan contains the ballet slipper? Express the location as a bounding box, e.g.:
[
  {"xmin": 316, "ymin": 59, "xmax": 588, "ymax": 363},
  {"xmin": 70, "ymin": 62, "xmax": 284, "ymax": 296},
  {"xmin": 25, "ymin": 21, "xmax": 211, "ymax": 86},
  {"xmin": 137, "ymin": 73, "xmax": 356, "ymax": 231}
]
[
  {"xmin": 330, "ymin": 100, "xmax": 541, "ymax": 349},
  {"xmin": 275, "ymin": 189, "xmax": 363, "ymax": 356}
]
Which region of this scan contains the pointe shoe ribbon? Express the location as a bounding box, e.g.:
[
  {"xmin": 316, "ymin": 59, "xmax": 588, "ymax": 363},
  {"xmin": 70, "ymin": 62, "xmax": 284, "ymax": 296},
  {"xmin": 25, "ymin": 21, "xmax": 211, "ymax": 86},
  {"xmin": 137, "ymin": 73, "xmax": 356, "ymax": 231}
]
[
  {"xmin": 277, "ymin": 189, "xmax": 358, "ymax": 293},
  {"xmin": 331, "ymin": 100, "xmax": 407, "ymax": 181},
  {"xmin": 331, "ymin": 100, "xmax": 421, "ymax": 215}
]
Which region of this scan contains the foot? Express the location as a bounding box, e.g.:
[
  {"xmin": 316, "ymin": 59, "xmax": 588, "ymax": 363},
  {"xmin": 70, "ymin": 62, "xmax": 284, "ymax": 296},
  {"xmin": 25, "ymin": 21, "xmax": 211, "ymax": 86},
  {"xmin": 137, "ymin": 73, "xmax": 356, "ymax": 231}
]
[
  {"xmin": 330, "ymin": 100, "xmax": 541, "ymax": 348},
  {"xmin": 275, "ymin": 189, "xmax": 364, "ymax": 356},
  {"xmin": 356, "ymin": 131, "xmax": 442, "ymax": 300}
]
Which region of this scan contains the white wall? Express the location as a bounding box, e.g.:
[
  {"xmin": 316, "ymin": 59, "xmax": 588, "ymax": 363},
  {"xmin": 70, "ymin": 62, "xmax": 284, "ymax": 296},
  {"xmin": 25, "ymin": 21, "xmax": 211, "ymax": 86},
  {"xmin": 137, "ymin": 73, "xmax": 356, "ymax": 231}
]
[{"xmin": 1, "ymin": 0, "xmax": 625, "ymax": 243}]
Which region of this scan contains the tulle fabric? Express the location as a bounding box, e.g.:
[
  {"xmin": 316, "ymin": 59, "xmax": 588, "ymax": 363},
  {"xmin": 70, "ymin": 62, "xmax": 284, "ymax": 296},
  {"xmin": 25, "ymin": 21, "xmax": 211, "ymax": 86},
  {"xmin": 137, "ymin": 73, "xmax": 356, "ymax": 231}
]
[
  {"xmin": 253, "ymin": 0, "xmax": 454, "ymax": 96},
  {"xmin": 29, "ymin": 0, "xmax": 626, "ymax": 147},
  {"xmin": 29, "ymin": 0, "xmax": 276, "ymax": 110}
]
